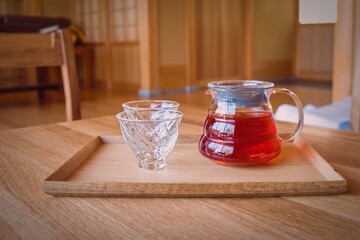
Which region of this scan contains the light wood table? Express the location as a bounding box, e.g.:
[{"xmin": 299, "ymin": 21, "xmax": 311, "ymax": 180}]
[{"xmin": 1, "ymin": 106, "xmax": 360, "ymax": 239}]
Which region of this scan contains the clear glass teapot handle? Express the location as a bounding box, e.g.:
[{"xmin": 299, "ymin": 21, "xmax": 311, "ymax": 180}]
[{"xmin": 271, "ymin": 88, "xmax": 304, "ymax": 143}]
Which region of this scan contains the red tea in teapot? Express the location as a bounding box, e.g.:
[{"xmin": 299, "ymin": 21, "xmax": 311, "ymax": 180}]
[
  {"xmin": 198, "ymin": 111, "xmax": 282, "ymax": 166},
  {"xmin": 198, "ymin": 80, "xmax": 304, "ymax": 167}
]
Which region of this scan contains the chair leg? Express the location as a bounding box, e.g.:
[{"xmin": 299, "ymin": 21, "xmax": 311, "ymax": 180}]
[
  {"xmin": 36, "ymin": 67, "xmax": 48, "ymax": 103},
  {"xmin": 59, "ymin": 29, "xmax": 81, "ymax": 121}
]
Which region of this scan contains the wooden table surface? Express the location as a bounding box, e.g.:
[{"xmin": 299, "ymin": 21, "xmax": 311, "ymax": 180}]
[{"xmin": 1, "ymin": 105, "xmax": 360, "ymax": 239}]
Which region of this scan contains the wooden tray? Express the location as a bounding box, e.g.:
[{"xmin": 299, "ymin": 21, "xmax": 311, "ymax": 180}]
[{"xmin": 43, "ymin": 135, "xmax": 347, "ymax": 197}]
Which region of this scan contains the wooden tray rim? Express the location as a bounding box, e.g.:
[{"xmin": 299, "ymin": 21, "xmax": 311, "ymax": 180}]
[{"xmin": 43, "ymin": 135, "xmax": 347, "ymax": 197}]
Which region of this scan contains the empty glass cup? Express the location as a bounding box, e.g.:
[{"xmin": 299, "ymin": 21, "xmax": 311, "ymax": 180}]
[
  {"xmin": 116, "ymin": 109, "xmax": 183, "ymax": 170},
  {"xmin": 122, "ymin": 100, "xmax": 179, "ymax": 111}
]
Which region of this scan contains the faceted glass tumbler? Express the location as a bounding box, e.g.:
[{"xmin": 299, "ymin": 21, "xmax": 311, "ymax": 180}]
[
  {"xmin": 122, "ymin": 100, "xmax": 179, "ymax": 111},
  {"xmin": 116, "ymin": 109, "xmax": 183, "ymax": 170}
]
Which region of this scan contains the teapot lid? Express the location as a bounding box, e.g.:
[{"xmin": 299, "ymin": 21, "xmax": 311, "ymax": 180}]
[
  {"xmin": 208, "ymin": 80, "xmax": 273, "ymax": 90},
  {"xmin": 207, "ymin": 80, "xmax": 273, "ymax": 107}
]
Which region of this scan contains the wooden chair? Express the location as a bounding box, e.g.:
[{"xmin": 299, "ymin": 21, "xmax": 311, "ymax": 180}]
[{"xmin": 0, "ymin": 29, "xmax": 81, "ymax": 121}]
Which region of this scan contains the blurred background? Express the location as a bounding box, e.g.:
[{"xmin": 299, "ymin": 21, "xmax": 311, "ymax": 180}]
[{"xmin": 0, "ymin": 0, "xmax": 358, "ymax": 131}]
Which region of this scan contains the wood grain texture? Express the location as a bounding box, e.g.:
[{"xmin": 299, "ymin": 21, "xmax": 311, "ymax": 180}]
[
  {"xmin": 0, "ymin": 29, "xmax": 81, "ymax": 121},
  {"xmin": 351, "ymin": 0, "xmax": 360, "ymax": 131},
  {"xmin": 252, "ymin": 59, "xmax": 292, "ymax": 80},
  {"xmin": 185, "ymin": 0, "xmax": 197, "ymax": 86},
  {"xmin": 138, "ymin": 0, "xmax": 159, "ymax": 92},
  {"xmin": 1, "ymin": 107, "xmax": 360, "ymax": 239},
  {"xmin": 243, "ymin": 0, "xmax": 253, "ymax": 79},
  {"xmin": 159, "ymin": 64, "xmax": 187, "ymax": 90},
  {"xmin": 43, "ymin": 134, "xmax": 346, "ymax": 197},
  {"xmin": 0, "ymin": 32, "xmax": 63, "ymax": 68},
  {"xmin": 59, "ymin": 29, "xmax": 82, "ymax": 121},
  {"xmin": 193, "ymin": 0, "xmax": 245, "ymax": 81},
  {"xmin": 75, "ymin": 45, "xmax": 94, "ymax": 88},
  {"xmin": 295, "ymin": 24, "xmax": 334, "ymax": 81},
  {"xmin": 332, "ymin": 0, "xmax": 354, "ymax": 102}
]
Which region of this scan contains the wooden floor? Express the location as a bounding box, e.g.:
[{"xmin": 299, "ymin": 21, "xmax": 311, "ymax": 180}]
[{"xmin": 0, "ymin": 82, "xmax": 332, "ymax": 130}]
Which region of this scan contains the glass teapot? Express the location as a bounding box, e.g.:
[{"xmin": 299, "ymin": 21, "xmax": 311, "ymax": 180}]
[{"xmin": 198, "ymin": 80, "xmax": 304, "ymax": 167}]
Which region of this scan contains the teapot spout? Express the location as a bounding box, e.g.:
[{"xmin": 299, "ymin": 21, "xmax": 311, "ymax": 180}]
[{"xmin": 205, "ymin": 88, "xmax": 217, "ymax": 99}]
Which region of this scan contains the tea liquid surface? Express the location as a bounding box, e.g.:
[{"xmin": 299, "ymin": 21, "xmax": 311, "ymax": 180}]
[{"xmin": 198, "ymin": 112, "xmax": 281, "ymax": 166}]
